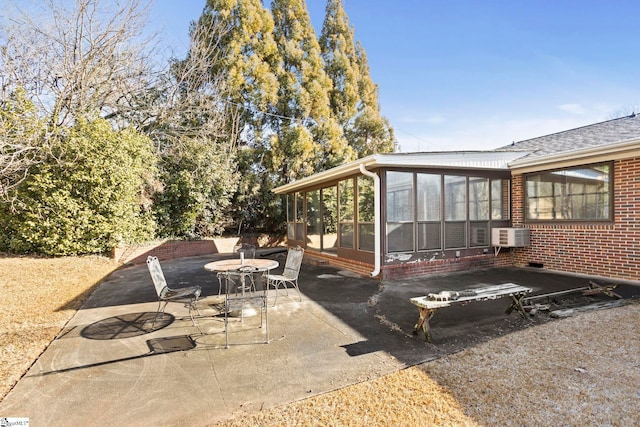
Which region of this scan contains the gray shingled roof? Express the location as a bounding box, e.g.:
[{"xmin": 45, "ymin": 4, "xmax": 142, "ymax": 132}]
[{"xmin": 497, "ymin": 113, "xmax": 640, "ymax": 158}]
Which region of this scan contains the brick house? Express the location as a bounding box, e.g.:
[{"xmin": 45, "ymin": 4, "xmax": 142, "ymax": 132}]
[{"xmin": 273, "ymin": 114, "xmax": 640, "ymax": 282}]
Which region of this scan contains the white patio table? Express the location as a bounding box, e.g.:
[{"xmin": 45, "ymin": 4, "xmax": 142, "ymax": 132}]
[{"xmin": 204, "ymin": 258, "xmax": 278, "ymax": 317}]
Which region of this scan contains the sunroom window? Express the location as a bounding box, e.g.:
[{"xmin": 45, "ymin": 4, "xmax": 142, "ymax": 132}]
[
  {"xmin": 306, "ymin": 190, "xmax": 321, "ymax": 251},
  {"xmin": 469, "ymin": 177, "xmax": 489, "ymax": 246},
  {"xmin": 339, "ymin": 179, "xmax": 355, "ymax": 248},
  {"xmin": 417, "ymin": 173, "xmax": 441, "ymax": 250},
  {"xmin": 444, "ymin": 175, "xmax": 466, "ymax": 249},
  {"xmin": 525, "ymin": 163, "xmax": 611, "ymax": 221},
  {"xmin": 358, "ymin": 176, "xmax": 375, "ymax": 252},
  {"xmin": 287, "ymin": 193, "xmax": 295, "ymax": 240},
  {"xmin": 295, "ymin": 192, "xmax": 305, "ymax": 240},
  {"xmin": 386, "ymin": 171, "xmax": 414, "ymax": 252}
]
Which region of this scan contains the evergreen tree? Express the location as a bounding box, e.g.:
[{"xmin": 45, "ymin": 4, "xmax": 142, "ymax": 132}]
[
  {"xmin": 192, "ymin": 0, "xmax": 280, "ymax": 232},
  {"xmin": 319, "ymin": 0, "xmax": 359, "ymax": 128},
  {"xmin": 195, "ymin": 0, "xmax": 279, "ymax": 141},
  {"xmin": 320, "ymin": 0, "xmax": 394, "ymax": 156},
  {"xmin": 351, "ymin": 41, "xmax": 395, "ymax": 155},
  {"xmin": 269, "ymin": 0, "xmax": 348, "ymax": 182}
]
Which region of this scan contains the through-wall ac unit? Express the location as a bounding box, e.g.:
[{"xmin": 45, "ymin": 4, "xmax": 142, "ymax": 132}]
[{"xmin": 491, "ymin": 228, "xmax": 530, "ymax": 247}]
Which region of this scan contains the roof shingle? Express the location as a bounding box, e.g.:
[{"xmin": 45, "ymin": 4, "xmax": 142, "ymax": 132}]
[{"xmin": 497, "ymin": 113, "xmax": 640, "ymax": 158}]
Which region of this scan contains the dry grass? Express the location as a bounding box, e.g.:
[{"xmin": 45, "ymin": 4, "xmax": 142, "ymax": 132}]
[
  {"xmin": 1, "ymin": 256, "xmax": 638, "ymax": 426},
  {"xmin": 215, "ymin": 302, "xmax": 640, "ymax": 427},
  {"xmin": 0, "ymin": 255, "xmax": 120, "ymax": 400},
  {"xmin": 215, "ymin": 364, "xmax": 480, "ymax": 426}
]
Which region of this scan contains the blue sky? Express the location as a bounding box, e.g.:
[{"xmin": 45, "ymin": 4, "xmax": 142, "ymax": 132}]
[{"xmin": 151, "ymin": 1, "xmax": 640, "ymax": 152}]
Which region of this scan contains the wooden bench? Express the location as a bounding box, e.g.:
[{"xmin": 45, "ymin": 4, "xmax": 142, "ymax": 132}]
[{"xmin": 410, "ymin": 283, "xmax": 533, "ymax": 342}]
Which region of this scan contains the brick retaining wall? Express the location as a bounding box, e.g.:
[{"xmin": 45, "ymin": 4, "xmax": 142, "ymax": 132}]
[{"xmin": 112, "ymin": 235, "xmax": 285, "ymax": 265}]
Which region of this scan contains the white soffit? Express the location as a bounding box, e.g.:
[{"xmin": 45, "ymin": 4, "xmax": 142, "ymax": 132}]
[{"xmin": 273, "ymin": 151, "xmax": 529, "ymax": 194}]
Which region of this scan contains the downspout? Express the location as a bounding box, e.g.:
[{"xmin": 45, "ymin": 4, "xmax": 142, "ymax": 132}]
[{"xmin": 359, "ymin": 164, "xmax": 381, "ymax": 277}]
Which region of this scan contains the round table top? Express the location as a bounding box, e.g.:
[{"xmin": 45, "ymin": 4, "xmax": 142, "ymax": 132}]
[{"xmin": 204, "ymin": 258, "xmax": 279, "ymax": 272}]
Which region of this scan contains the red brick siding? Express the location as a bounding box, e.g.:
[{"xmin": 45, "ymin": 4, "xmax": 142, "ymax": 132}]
[
  {"xmin": 511, "ymin": 157, "xmax": 640, "ymax": 281},
  {"xmin": 112, "ymin": 235, "xmax": 284, "ymax": 265},
  {"xmin": 112, "ymin": 240, "xmax": 218, "ymax": 264},
  {"xmin": 303, "ymin": 251, "xmax": 375, "ymax": 277}
]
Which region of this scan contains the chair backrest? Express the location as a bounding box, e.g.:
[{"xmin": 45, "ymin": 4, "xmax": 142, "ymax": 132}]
[
  {"xmin": 146, "ymin": 256, "xmax": 168, "ymax": 297},
  {"xmin": 282, "ymin": 246, "xmax": 304, "ymax": 280},
  {"xmin": 236, "ymin": 243, "xmax": 256, "ymax": 259}
]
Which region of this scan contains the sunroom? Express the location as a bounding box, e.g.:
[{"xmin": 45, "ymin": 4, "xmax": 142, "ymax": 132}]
[{"xmin": 273, "ymin": 151, "xmax": 528, "ymax": 279}]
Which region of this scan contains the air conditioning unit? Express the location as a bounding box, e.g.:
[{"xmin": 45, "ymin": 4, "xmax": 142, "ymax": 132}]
[{"xmin": 491, "ymin": 228, "xmax": 530, "ymax": 247}]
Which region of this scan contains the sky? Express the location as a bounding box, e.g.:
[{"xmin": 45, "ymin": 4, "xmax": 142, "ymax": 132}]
[{"xmin": 115, "ymin": 1, "xmax": 640, "ymax": 152}]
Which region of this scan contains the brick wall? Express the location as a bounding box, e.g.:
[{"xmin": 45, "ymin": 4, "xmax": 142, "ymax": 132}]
[
  {"xmin": 112, "ymin": 235, "xmax": 285, "ymax": 265},
  {"xmin": 303, "ymin": 251, "xmax": 376, "ymax": 277},
  {"xmin": 510, "ymin": 157, "xmax": 640, "ymax": 281},
  {"xmin": 112, "ymin": 240, "xmax": 219, "ymax": 265}
]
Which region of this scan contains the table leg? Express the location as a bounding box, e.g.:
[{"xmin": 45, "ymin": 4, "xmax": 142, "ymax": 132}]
[
  {"xmin": 506, "ymin": 293, "xmax": 527, "ymax": 318},
  {"xmin": 413, "ymin": 307, "xmax": 436, "ymax": 342}
]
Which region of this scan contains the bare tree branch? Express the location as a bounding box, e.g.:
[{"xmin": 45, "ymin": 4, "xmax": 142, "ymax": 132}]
[
  {"xmin": 1, "ymin": 0, "xmax": 155, "ymax": 127},
  {"xmin": 0, "ymin": 0, "xmax": 158, "ymax": 201}
]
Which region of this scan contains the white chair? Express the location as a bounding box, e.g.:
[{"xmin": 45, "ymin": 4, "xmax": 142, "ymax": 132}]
[
  {"xmin": 217, "ymin": 244, "xmax": 258, "ymax": 295},
  {"xmin": 146, "ymin": 256, "xmax": 201, "ymax": 326},
  {"xmin": 219, "ymin": 268, "xmax": 269, "ymax": 348},
  {"xmin": 267, "ymin": 246, "xmax": 304, "ymax": 305}
]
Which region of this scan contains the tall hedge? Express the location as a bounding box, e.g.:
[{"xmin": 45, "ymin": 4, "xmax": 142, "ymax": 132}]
[{"xmin": 0, "ymin": 119, "xmax": 157, "ymax": 255}]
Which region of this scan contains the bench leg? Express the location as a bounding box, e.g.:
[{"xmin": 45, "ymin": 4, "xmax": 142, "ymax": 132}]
[
  {"xmin": 583, "ymin": 281, "xmax": 622, "ymax": 299},
  {"xmin": 506, "ymin": 293, "xmax": 527, "ymax": 318},
  {"xmin": 413, "ymin": 307, "xmax": 436, "ymax": 342}
]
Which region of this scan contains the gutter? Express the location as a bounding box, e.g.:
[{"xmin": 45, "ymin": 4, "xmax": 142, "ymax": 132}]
[{"xmin": 359, "ymin": 164, "xmax": 381, "ymax": 277}]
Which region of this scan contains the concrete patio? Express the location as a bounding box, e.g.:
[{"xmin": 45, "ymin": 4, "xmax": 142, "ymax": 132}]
[{"xmin": 1, "ymin": 252, "xmax": 637, "ymax": 426}]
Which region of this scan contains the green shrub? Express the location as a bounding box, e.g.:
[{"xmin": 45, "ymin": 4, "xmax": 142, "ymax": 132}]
[
  {"xmin": 0, "ymin": 119, "xmax": 157, "ymax": 255},
  {"xmin": 153, "ymin": 136, "xmax": 237, "ymax": 238}
]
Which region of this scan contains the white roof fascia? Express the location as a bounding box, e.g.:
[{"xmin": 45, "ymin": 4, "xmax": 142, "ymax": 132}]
[
  {"xmin": 273, "ymin": 155, "xmax": 377, "ymax": 194},
  {"xmin": 372, "ymin": 151, "xmax": 528, "ymax": 169},
  {"xmin": 273, "ymin": 151, "xmax": 528, "ymax": 194},
  {"xmin": 508, "ymin": 138, "xmax": 640, "ymax": 174}
]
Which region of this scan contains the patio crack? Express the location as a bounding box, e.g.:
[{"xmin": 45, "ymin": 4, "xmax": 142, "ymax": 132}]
[{"xmin": 369, "ymin": 283, "xmax": 413, "ymax": 338}]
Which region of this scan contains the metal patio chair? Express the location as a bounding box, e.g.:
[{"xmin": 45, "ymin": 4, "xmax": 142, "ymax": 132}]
[
  {"xmin": 146, "ymin": 256, "xmax": 202, "ymax": 327},
  {"xmin": 266, "ymin": 246, "xmax": 304, "ymax": 305},
  {"xmin": 219, "ymin": 268, "xmax": 269, "ymax": 348},
  {"xmin": 218, "ymin": 244, "xmax": 258, "ymax": 296}
]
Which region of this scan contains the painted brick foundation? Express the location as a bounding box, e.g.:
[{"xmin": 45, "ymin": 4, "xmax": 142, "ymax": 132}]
[
  {"xmin": 510, "ymin": 157, "xmax": 640, "ymax": 281},
  {"xmin": 303, "ymin": 250, "xmax": 514, "ymax": 280},
  {"xmin": 380, "ymin": 253, "xmax": 513, "ymax": 280}
]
